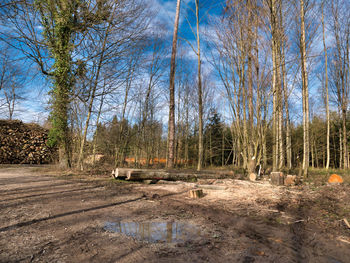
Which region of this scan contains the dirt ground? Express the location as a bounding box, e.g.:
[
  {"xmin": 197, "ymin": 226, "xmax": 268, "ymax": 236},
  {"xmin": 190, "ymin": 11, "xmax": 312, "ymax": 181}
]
[{"xmin": 0, "ymin": 166, "xmax": 350, "ymax": 263}]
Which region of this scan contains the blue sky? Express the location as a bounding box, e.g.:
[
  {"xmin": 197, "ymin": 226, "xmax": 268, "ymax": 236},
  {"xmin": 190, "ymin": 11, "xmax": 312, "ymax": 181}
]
[
  {"xmin": 0, "ymin": 0, "xmax": 339, "ymax": 127},
  {"xmin": 3, "ymin": 0, "xmax": 226, "ymax": 124}
]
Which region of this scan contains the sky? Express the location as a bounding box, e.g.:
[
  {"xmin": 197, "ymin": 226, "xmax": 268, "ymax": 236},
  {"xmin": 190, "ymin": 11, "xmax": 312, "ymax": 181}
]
[
  {"xmin": 1, "ymin": 0, "xmax": 226, "ymax": 124},
  {"xmin": 0, "ymin": 0, "xmax": 223, "ymax": 124},
  {"xmin": 0, "ymin": 0, "xmax": 338, "ymax": 127}
]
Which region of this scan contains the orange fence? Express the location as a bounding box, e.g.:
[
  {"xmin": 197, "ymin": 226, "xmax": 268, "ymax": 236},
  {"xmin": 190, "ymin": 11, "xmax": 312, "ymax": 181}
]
[{"xmin": 123, "ymin": 157, "xmax": 192, "ymax": 166}]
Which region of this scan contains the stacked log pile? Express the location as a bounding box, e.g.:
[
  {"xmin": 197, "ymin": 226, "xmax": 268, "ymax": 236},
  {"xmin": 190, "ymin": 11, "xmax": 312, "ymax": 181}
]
[{"xmin": 0, "ymin": 120, "xmax": 57, "ymax": 164}]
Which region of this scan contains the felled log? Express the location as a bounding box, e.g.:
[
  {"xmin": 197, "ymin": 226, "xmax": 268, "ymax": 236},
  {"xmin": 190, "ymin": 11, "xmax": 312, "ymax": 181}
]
[
  {"xmin": 189, "ymin": 189, "xmax": 204, "ymax": 198},
  {"xmin": 126, "ymin": 170, "xmax": 190, "ymax": 181},
  {"xmin": 270, "ymin": 172, "xmax": 285, "ymax": 185},
  {"xmin": 111, "ymin": 168, "xmax": 234, "ymax": 181}
]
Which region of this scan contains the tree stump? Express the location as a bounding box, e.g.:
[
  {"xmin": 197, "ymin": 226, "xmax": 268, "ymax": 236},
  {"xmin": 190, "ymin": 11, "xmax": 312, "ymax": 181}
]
[
  {"xmin": 189, "ymin": 189, "xmax": 204, "ymax": 198},
  {"xmin": 284, "ymin": 175, "xmax": 297, "ymax": 186},
  {"xmin": 270, "ymin": 172, "xmax": 284, "ymax": 185}
]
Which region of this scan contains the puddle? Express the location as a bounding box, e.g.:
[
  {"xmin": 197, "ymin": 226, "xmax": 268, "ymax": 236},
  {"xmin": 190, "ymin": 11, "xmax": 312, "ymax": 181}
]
[{"xmin": 104, "ymin": 221, "xmax": 200, "ymax": 243}]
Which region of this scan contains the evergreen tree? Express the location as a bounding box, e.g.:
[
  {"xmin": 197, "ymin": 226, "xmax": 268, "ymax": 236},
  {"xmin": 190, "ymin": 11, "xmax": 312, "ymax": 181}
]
[{"xmin": 204, "ymin": 108, "xmax": 223, "ymax": 166}]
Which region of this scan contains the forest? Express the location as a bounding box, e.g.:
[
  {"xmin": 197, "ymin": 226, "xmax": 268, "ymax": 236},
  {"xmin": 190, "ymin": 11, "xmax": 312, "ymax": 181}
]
[
  {"xmin": 1, "ymin": 1, "xmax": 350, "ymax": 262},
  {"xmin": 0, "ymin": 0, "xmax": 349, "ymax": 176}
]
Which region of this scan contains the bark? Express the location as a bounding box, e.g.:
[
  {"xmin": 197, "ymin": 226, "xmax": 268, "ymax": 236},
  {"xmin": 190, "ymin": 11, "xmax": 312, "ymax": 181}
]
[
  {"xmin": 282, "ymin": 48, "xmax": 292, "ymax": 169},
  {"xmin": 239, "ymin": 26, "xmax": 248, "ymax": 169},
  {"xmin": 299, "ymin": 0, "xmax": 310, "ymax": 176},
  {"xmin": 321, "ymin": 2, "xmax": 330, "ymax": 169},
  {"xmin": 247, "ymin": 0, "xmax": 254, "ymax": 161},
  {"xmin": 112, "ymin": 168, "xmax": 234, "ymax": 181},
  {"xmin": 195, "ymin": 0, "xmax": 203, "ymax": 171},
  {"xmin": 176, "ymin": 83, "xmax": 182, "ymax": 167},
  {"xmin": 92, "ymin": 92, "xmax": 104, "ymax": 163},
  {"xmin": 311, "ymin": 137, "xmax": 314, "ymax": 168},
  {"xmin": 167, "ymin": 0, "xmax": 181, "ymax": 168},
  {"xmin": 184, "ymin": 89, "xmax": 190, "ymax": 167},
  {"xmin": 279, "ymin": 2, "xmax": 288, "ymax": 169},
  {"xmin": 339, "ymin": 127, "xmax": 343, "ymax": 169},
  {"xmin": 222, "ymin": 129, "xmax": 225, "ymax": 166},
  {"xmin": 270, "ymin": 0, "xmax": 279, "ymax": 171},
  {"xmin": 342, "ymin": 110, "xmax": 348, "ymax": 168}
]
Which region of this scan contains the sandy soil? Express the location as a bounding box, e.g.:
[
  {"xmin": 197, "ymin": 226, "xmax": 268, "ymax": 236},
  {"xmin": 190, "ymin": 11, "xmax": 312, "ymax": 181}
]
[{"xmin": 0, "ymin": 166, "xmax": 350, "ymax": 263}]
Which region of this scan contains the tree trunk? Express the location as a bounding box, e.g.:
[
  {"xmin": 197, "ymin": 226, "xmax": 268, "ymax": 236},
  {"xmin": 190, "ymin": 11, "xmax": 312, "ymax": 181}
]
[
  {"xmin": 247, "ymin": 0, "xmax": 254, "ymax": 162},
  {"xmin": 222, "ymin": 128, "xmax": 225, "ymax": 167},
  {"xmin": 321, "ymin": 3, "xmax": 330, "ymax": 170},
  {"xmin": 340, "ymin": 127, "xmax": 343, "ymax": 169},
  {"xmin": 270, "ymin": 0, "xmax": 278, "ymax": 172},
  {"xmin": 299, "ymin": 0, "xmax": 310, "ymax": 177},
  {"xmin": 195, "ymin": 0, "xmax": 203, "ymax": 171},
  {"xmin": 280, "ymin": 4, "xmax": 291, "ymax": 169},
  {"xmin": 92, "ymin": 93, "xmax": 105, "ymax": 163},
  {"xmin": 37, "ymin": 1, "xmax": 75, "ymax": 169},
  {"xmin": 167, "ymin": 0, "xmax": 181, "ymax": 169},
  {"xmin": 311, "ymin": 138, "xmax": 314, "ymax": 168},
  {"xmin": 342, "ymin": 109, "xmax": 348, "ymax": 169}
]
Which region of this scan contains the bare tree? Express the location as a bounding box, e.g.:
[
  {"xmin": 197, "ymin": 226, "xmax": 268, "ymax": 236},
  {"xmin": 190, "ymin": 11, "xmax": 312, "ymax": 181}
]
[
  {"xmin": 321, "ymin": 1, "xmax": 330, "ymax": 169},
  {"xmin": 76, "ymin": 1, "xmax": 149, "ymax": 169},
  {"xmin": 329, "ymin": 0, "xmax": 350, "ymax": 169},
  {"xmin": 167, "ymin": 0, "xmax": 181, "ymax": 168},
  {"xmin": 299, "ymin": 0, "xmax": 310, "ymax": 176},
  {"xmin": 0, "ymin": 46, "xmax": 26, "ymax": 120}
]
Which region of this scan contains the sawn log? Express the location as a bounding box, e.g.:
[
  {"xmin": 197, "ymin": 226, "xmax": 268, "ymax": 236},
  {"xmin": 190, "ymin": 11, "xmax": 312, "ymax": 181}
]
[{"xmin": 112, "ymin": 168, "xmax": 234, "ymax": 181}]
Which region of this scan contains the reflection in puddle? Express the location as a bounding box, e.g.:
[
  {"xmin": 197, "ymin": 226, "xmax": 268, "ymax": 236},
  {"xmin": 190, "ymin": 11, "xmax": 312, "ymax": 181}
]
[{"xmin": 104, "ymin": 221, "xmax": 200, "ymax": 243}]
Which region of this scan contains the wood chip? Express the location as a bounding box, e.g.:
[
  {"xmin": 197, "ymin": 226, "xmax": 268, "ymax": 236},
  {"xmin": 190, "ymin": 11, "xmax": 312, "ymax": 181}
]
[
  {"xmin": 343, "ymin": 218, "xmax": 350, "ymax": 229},
  {"xmin": 336, "ymin": 236, "xmax": 350, "ymax": 245}
]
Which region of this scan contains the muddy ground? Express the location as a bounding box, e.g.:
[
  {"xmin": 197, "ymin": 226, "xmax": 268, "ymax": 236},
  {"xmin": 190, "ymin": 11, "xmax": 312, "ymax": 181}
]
[{"xmin": 0, "ymin": 166, "xmax": 350, "ymax": 263}]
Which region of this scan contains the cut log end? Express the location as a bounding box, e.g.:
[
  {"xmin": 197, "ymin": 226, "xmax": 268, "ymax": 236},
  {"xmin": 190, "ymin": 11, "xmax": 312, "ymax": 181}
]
[
  {"xmin": 189, "ymin": 189, "xmax": 204, "ymax": 199},
  {"xmin": 112, "ymin": 168, "xmax": 130, "ymax": 179},
  {"xmin": 249, "ymin": 173, "xmax": 257, "ymax": 181}
]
